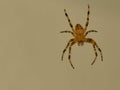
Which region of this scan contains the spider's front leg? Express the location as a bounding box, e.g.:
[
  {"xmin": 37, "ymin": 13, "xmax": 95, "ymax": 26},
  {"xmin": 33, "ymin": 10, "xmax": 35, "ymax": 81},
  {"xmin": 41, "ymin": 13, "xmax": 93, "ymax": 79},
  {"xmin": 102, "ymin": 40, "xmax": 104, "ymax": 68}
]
[
  {"xmin": 85, "ymin": 4, "xmax": 90, "ymax": 30},
  {"xmin": 86, "ymin": 38, "xmax": 103, "ymax": 65},
  {"xmin": 64, "ymin": 9, "xmax": 74, "ymax": 31}
]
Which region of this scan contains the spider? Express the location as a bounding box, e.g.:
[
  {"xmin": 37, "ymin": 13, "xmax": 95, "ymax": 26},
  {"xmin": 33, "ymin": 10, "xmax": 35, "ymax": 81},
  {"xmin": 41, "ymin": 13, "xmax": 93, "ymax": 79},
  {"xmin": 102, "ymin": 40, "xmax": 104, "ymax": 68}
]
[{"xmin": 60, "ymin": 5, "xmax": 103, "ymax": 69}]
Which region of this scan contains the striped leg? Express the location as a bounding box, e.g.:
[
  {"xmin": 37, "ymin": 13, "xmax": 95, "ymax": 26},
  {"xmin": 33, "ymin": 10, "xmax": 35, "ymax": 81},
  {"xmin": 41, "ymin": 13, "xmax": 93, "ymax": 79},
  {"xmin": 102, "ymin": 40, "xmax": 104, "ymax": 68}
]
[
  {"xmin": 68, "ymin": 41, "xmax": 75, "ymax": 69},
  {"xmin": 60, "ymin": 30, "xmax": 74, "ymax": 36},
  {"xmin": 64, "ymin": 9, "xmax": 74, "ymax": 31},
  {"xmin": 86, "ymin": 38, "xmax": 103, "ymax": 65},
  {"xmin": 95, "ymin": 43, "xmax": 103, "ymax": 62},
  {"xmin": 91, "ymin": 45, "xmax": 98, "ymax": 65},
  {"xmin": 85, "ymin": 30, "xmax": 98, "ymax": 36},
  {"xmin": 61, "ymin": 39, "xmax": 74, "ymax": 61},
  {"xmin": 85, "ymin": 4, "xmax": 90, "ymax": 30}
]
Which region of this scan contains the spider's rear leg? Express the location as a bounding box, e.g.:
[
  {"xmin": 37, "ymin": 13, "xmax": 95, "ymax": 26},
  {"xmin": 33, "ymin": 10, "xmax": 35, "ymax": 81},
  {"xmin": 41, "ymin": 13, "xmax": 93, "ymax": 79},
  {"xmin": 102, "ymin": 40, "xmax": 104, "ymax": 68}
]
[
  {"xmin": 95, "ymin": 43, "xmax": 103, "ymax": 62},
  {"xmin": 68, "ymin": 40, "xmax": 75, "ymax": 69},
  {"xmin": 61, "ymin": 39, "xmax": 74, "ymax": 61},
  {"xmin": 86, "ymin": 38, "xmax": 103, "ymax": 65},
  {"xmin": 91, "ymin": 45, "xmax": 98, "ymax": 65}
]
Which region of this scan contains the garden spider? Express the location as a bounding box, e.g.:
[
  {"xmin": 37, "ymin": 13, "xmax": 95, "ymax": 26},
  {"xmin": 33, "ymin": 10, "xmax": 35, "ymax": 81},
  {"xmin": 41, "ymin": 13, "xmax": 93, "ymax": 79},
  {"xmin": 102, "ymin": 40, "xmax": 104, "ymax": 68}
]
[{"xmin": 60, "ymin": 5, "xmax": 103, "ymax": 69}]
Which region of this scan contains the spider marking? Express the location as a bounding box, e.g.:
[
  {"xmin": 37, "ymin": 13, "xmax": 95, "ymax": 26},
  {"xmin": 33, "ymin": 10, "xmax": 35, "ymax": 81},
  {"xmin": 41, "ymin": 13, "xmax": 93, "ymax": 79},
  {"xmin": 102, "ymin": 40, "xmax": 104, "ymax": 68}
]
[{"xmin": 60, "ymin": 5, "xmax": 103, "ymax": 69}]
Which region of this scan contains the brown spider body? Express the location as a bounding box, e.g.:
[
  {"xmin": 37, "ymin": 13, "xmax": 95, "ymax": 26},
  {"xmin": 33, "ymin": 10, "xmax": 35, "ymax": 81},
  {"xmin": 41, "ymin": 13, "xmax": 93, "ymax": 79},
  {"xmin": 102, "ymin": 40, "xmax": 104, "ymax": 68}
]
[
  {"xmin": 74, "ymin": 24, "xmax": 86, "ymax": 46},
  {"xmin": 60, "ymin": 5, "xmax": 103, "ymax": 69}
]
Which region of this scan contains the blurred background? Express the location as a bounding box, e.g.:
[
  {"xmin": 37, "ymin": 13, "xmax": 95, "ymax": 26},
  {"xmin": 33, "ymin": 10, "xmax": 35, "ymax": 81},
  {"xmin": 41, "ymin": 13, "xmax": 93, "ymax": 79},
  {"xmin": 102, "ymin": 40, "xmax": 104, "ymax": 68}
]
[{"xmin": 0, "ymin": 0, "xmax": 120, "ymax": 90}]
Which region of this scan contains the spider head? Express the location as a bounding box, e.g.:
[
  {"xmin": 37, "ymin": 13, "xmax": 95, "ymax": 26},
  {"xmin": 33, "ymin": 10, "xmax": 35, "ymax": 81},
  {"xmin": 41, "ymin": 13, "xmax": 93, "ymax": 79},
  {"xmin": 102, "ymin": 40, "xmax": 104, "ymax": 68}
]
[
  {"xmin": 75, "ymin": 24, "xmax": 84, "ymax": 34},
  {"xmin": 75, "ymin": 24, "xmax": 83, "ymax": 30}
]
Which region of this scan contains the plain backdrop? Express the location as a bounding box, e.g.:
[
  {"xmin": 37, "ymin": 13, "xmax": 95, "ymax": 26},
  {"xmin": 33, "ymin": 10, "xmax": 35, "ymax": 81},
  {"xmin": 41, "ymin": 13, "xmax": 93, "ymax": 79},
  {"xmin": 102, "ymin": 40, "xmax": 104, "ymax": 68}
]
[{"xmin": 0, "ymin": 0, "xmax": 120, "ymax": 90}]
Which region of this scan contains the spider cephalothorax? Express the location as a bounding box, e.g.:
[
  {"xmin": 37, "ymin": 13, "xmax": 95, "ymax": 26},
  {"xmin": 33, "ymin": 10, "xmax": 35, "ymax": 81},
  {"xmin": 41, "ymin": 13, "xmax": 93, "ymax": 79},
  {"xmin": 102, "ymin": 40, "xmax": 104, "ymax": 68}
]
[
  {"xmin": 60, "ymin": 5, "xmax": 103, "ymax": 69},
  {"xmin": 74, "ymin": 24, "xmax": 85, "ymax": 46}
]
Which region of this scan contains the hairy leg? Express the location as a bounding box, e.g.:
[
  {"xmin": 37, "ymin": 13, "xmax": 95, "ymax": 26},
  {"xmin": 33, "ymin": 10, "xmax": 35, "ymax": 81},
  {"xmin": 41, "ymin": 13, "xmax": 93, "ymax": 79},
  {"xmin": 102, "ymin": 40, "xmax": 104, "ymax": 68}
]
[
  {"xmin": 95, "ymin": 43, "xmax": 103, "ymax": 61},
  {"xmin": 68, "ymin": 41, "xmax": 75, "ymax": 69},
  {"xmin": 61, "ymin": 39, "xmax": 74, "ymax": 61},
  {"xmin": 64, "ymin": 9, "xmax": 74, "ymax": 31},
  {"xmin": 91, "ymin": 45, "xmax": 98, "ymax": 65},
  {"xmin": 85, "ymin": 4, "xmax": 90, "ymax": 30},
  {"xmin": 85, "ymin": 30, "xmax": 98, "ymax": 36},
  {"xmin": 60, "ymin": 30, "xmax": 74, "ymax": 36},
  {"xmin": 86, "ymin": 38, "xmax": 103, "ymax": 65}
]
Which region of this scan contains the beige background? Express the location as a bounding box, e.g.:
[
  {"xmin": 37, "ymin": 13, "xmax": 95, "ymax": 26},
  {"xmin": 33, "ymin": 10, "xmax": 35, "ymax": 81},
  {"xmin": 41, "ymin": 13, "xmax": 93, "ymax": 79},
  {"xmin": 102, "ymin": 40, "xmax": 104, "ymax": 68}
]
[{"xmin": 0, "ymin": 0, "xmax": 120, "ymax": 90}]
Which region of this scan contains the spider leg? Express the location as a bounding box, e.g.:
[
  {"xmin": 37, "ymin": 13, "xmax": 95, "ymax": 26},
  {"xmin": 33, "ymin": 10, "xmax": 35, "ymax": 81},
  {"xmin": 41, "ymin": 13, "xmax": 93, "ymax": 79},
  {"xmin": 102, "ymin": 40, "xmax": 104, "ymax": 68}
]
[
  {"xmin": 86, "ymin": 38, "xmax": 103, "ymax": 65},
  {"xmin": 68, "ymin": 40, "xmax": 75, "ymax": 69},
  {"xmin": 95, "ymin": 42, "xmax": 103, "ymax": 62},
  {"xmin": 64, "ymin": 9, "xmax": 74, "ymax": 31},
  {"xmin": 85, "ymin": 30, "xmax": 98, "ymax": 36},
  {"xmin": 61, "ymin": 39, "xmax": 74, "ymax": 61},
  {"xmin": 91, "ymin": 44, "xmax": 98, "ymax": 65},
  {"xmin": 85, "ymin": 4, "xmax": 90, "ymax": 30},
  {"xmin": 60, "ymin": 30, "xmax": 74, "ymax": 36}
]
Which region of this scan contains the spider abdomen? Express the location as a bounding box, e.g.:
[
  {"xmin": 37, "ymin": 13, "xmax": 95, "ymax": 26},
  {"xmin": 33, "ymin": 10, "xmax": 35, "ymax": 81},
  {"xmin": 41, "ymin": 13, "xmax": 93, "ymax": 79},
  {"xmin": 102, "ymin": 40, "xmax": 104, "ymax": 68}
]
[{"xmin": 78, "ymin": 41, "xmax": 84, "ymax": 46}]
